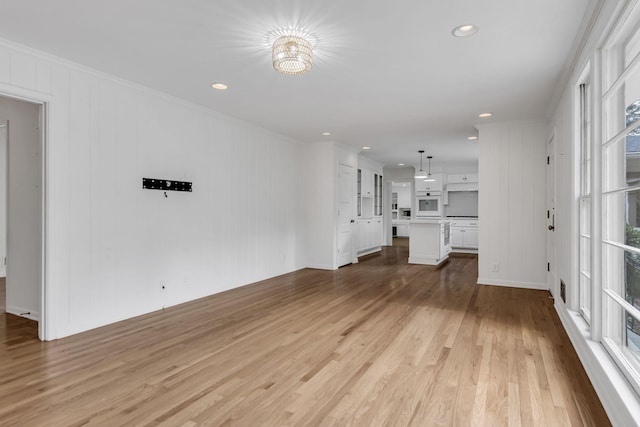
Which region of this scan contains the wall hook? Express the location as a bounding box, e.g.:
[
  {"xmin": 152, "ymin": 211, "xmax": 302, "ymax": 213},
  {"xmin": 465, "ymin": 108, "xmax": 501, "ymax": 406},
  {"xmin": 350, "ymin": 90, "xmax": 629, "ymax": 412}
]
[
  {"xmin": 164, "ymin": 191, "xmax": 168, "ymax": 198},
  {"xmin": 142, "ymin": 178, "xmax": 193, "ymax": 192}
]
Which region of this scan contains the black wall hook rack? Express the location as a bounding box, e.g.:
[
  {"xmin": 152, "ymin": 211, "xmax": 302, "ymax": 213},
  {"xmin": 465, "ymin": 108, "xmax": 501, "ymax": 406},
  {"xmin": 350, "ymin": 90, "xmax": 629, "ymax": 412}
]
[{"xmin": 142, "ymin": 178, "xmax": 192, "ymax": 192}]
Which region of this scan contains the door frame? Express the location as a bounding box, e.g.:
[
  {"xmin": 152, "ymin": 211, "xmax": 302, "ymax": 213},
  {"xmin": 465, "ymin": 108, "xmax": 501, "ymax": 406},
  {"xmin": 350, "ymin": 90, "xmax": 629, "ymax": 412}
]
[
  {"xmin": 0, "ymin": 121, "xmax": 6, "ymax": 281},
  {"xmin": 547, "ymin": 132, "xmax": 557, "ymax": 297},
  {"xmin": 336, "ymin": 162, "xmax": 356, "ymax": 268},
  {"xmin": 387, "ymin": 180, "xmax": 413, "ymax": 245},
  {"xmin": 0, "ymin": 83, "xmax": 50, "ymax": 341}
]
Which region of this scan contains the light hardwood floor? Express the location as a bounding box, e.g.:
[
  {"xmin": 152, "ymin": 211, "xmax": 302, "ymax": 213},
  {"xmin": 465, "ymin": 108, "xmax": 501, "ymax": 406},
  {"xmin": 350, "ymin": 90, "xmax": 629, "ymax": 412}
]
[{"xmin": 0, "ymin": 247, "xmax": 609, "ymax": 426}]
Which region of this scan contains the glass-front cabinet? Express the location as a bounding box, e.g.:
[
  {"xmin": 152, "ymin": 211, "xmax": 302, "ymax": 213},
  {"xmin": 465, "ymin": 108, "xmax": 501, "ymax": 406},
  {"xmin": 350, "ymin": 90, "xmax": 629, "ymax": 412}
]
[
  {"xmin": 374, "ymin": 173, "xmax": 383, "ymax": 216},
  {"xmin": 357, "ymin": 169, "xmax": 362, "ymax": 217},
  {"xmin": 357, "ymin": 168, "xmax": 382, "ymax": 218}
]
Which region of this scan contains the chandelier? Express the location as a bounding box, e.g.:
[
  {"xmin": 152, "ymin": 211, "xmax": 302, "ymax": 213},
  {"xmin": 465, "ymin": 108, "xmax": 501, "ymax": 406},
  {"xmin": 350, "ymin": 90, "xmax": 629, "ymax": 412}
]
[{"xmin": 272, "ymin": 35, "xmax": 313, "ymax": 75}]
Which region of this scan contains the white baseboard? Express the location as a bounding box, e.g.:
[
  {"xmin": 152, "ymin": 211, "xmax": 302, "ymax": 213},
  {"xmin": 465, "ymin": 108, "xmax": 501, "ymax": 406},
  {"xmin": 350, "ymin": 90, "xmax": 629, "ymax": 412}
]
[
  {"xmin": 6, "ymin": 305, "xmax": 39, "ymax": 321},
  {"xmin": 408, "ymin": 255, "xmax": 449, "ymax": 266},
  {"xmin": 476, "ymin": 277, "xmax": 548, "ymax": 290},
  {"xmin": 450, "ymin": 248, "xmax": 478, "ymax": 254},
  {"xmin": 305, "ymin": 263, "xmax": 338, "ymax": 271},
  {"xmin": 555, "ymin": 304, "xmax": 640, "ymax": 426},
  {"xmin": 357, "ymin": 246, "xmax": 381, "ymax": 258}
]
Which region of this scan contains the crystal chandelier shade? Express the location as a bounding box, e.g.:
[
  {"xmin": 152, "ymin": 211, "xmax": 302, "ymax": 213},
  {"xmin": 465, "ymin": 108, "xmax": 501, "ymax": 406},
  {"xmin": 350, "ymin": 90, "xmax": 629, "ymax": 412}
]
[{"xmin": 272, "ymin": 35, "xmax": 313, "ymax": 75}]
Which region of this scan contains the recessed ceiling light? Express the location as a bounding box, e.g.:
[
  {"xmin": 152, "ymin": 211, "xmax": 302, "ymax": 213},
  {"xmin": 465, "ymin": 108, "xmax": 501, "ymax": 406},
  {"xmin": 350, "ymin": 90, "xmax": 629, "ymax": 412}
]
[
  {"xmin": 362, "ymin": 146, "xmax": 371, "ymax": 150},
  {"xmin": 478, "ymin": 112, "xmax": 493, "ymax": 118},
  {"xmin": 398, "ymin": 163, "xmax": 405, "ymax": 166},
  {"xmin": 211, "ymin": 83, "xmax": 228, "ymax": 90},
  {"xmin": 322, "ymin": 132, "xmax": 332, "ymax": 136},
  {"xmin": 467, "ymin": 136, "xmax": 478, "ymax": 140},
  {"xmin": 452, "ymin": 24, "xmax": 479, "ymax": 37}
]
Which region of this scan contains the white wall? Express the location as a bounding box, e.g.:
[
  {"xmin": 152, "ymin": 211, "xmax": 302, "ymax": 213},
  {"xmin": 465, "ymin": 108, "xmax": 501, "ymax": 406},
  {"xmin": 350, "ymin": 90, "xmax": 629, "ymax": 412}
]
[
  {"xmin": 550, "ymin": 88, "xmax": 574, "ymax": 303},
  {"xmin": 298, "ymin": 142, "xmax": 359, "ymax": 270},
  {"xmin": 0, "ymin": 39, "xmax": 304, "ymax": 339},
  {"xmin": 298, "ymin": 142, "xmax": 335, "ymax": 270},
  {"xmin": 383, "ymin": 166, "xmax": 415, "ymax": 182},
  {"xmin": 357, "ymin": 155, "xmax": 383, "ymax": 175},
  {"xmin": 477, "ymin": 121, "xmax": 548, "ymax": 289},
  {"xmin": 0, "ymin": 97, "xmax": 41, "ymax": 319}
]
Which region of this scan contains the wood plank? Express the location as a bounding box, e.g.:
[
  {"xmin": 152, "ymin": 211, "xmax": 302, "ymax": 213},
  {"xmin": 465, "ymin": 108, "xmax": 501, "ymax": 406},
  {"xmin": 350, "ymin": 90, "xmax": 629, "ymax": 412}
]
[{"xmin": 0, "ymin": 248, "xmax": 610, "ymax": 426}]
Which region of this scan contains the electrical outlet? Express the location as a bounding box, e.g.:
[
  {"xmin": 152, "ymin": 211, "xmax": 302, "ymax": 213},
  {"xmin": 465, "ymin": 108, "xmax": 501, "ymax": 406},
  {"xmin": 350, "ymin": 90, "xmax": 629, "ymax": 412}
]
[{"xmin": 491, "ymin": 263, "xmax": 499, "ymax": 272}]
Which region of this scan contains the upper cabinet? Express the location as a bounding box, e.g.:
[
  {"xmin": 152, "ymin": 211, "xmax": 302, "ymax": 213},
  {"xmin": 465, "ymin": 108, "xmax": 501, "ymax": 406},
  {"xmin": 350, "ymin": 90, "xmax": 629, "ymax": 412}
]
[
  {"xmin": 361, "ymin": 169, "xmax": 374, "ymax": 198},
  {"xmin": 374, "ymin": 173, "xmax": 383, "ymax": 216},
  {"xmin": 397, "ymin": 187, "xmax": 411, "ymax": 208},
  {"xmin": 358, "ymin": 168, "xmax": 383, "ymax": 218},
  {"xmin": 447, "ymin": 174, "xmax": 478, "ymax": 184},
  {"xmin": 446, "ymin": 173, "xmax": 478, "ymax": 191},
  {"xmin": 415, "ymin": 173, "xmax": 443, "ymax": 192}
]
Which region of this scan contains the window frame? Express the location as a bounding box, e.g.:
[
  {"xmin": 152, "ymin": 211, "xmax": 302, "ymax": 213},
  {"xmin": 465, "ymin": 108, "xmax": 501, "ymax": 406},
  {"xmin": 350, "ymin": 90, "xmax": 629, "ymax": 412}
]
[
  {"xmin": 596, "ymin": 0, "xmax": 640, "ymax": 396},
  {"xmin": 578, "ymin": 75, "xmax": 593, "ymax": 324}
]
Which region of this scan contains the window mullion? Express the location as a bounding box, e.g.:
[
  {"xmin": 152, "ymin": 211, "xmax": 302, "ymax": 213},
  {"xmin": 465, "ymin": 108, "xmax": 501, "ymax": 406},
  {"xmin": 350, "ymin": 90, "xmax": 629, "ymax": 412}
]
[{"xmin": 592, "ymin": 47, "xmax": 604, "ymax": 342}]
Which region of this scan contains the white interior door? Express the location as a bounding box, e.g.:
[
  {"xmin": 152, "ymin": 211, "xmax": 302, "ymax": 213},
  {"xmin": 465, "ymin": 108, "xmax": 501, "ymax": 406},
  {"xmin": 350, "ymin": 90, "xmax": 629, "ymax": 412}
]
[
  {"xmin": 547, "ymin": 135, "xmax": 556, "ymax": 295},
  {"xmin": 0, "ymin": 122, "xmax": 6, "ymax": 280},
  {"xmin": 0, "ymin": 122, "xmax": 5, "ymax": 313},
  {"xmin": 337, "ymin": 163, "xmax": 355, "ymax": 267}
]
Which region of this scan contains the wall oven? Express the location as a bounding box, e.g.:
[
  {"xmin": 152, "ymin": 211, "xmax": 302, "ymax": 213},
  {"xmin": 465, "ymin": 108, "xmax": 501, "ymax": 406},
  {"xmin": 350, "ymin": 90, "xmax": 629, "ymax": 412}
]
[{"xmin": 416, "ymin": 191, "xmax": 443, "ymax": 217}]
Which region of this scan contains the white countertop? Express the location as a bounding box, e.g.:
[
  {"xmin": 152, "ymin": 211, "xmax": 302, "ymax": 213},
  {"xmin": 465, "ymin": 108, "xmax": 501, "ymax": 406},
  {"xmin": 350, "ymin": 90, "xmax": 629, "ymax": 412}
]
[
  {"xmin": 445, "ymin": 216, "xmax": 479, "ymax": 220},
  {"xmin": 410, "ymin": 218, "xmax": 450, "ymax": 224}
]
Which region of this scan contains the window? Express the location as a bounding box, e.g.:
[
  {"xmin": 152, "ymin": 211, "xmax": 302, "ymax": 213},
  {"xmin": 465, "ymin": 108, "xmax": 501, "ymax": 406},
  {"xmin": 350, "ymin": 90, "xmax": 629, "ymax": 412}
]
[
  {"xmin": 579, "ymin": 80, "xmax": 592, "ymax": 323},
  {"xmin": 600, "ymin": 1, "xmax": 640, "ymax": 393}
]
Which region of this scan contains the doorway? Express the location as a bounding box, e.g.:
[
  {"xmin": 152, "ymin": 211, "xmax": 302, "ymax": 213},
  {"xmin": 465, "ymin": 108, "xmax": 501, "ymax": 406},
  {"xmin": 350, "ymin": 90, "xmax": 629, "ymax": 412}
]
[
  {"xmin": 0, "ymin": 95, "xmax": 45, "ymax": 338},
  {"xmin": 547, "ymin": 134, "xmax": 557, "ymax": 297},
  {"xmin": 0, "ymin": 122, "xmax": 6, "ymax": 314},
  {"xmin": 337, "ymin": 163, "xmax": 355, "ymax": 267},
  {"xmin": 391, "ymin": 181, "xmax": 412, "ymax": 246}
]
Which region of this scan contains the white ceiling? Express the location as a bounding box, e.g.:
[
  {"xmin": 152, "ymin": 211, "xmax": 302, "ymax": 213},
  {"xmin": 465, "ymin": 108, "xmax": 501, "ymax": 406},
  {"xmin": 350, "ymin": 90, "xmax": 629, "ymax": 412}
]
[{"xmin": 0, "ymin": 0, "xmax": 591, "ymax": 170}]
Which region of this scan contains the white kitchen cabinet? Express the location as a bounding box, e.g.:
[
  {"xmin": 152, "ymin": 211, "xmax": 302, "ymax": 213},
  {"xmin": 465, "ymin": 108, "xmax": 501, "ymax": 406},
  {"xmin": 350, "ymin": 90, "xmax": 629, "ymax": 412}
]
[
  {"xmin": 361, "ymin": 169, "xmax": 374, "ymax": 198},
  {"xmin": 449, "ymin": 218, "xmax": 478, "ymax": 250},
  {"xmin": 464, "ymin": 228, "xmax": 478, "ymax": 248},
  {"xmin": 397, "ymin": 187, "xmax": 411, "ymax": 208},
  {"xmin": 451, "ymin": 228, "xmax": 463, "ymax": 247},
  {"xmin": 446, "ymin": 173, "xmax": 478, "ymax": 192},
  {"xmin": 374, "ymin": 174, "xmax": 383, "ymax": 215},
  {"xmin": 415, "ymin": 173, "xmax": 443, "ymax": 192},
  {"xmin": 356, "ymin": 218, "xmax": 383, "ymax": 255},
  {"xmin": 447, "ymin": 173, "xmax": 478, "ymax": 184},
  {"xmin": 396, "ymin": 223, "xmax": 409, "ymax": 237},
  {"xmin": 373, "ymin": 218, "xmax": 382, "ymax": 247},
  {"xmin": 408, "ymin": 220, "xmax": 450, "ymax": 265},
  {"xmin": 356, "ymin": 220, "xmax": 367, "ymax": 250},
  {"xmin": 366, "ymin": 220, "xmax": 375, "ymax": 248},
  {"xmin": 358, "ymin": 169, "xmax": 382, "ymax": 218}
]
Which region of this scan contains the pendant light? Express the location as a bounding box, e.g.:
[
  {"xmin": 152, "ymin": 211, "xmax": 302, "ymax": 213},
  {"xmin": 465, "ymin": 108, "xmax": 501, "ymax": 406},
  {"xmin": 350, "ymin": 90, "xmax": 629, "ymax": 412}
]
[
  {"xmin": 425, "ymin": 156, "xmax": 436, "ymax": 182},
  {"xmin": 414, "ymin": 150, "xmax": 428, "ymax": 179}
]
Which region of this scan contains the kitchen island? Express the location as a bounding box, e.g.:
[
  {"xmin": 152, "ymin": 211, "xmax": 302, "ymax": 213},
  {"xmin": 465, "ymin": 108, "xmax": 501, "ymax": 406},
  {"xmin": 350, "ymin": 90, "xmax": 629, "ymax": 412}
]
[{"xmin": 408, "ymin": 219, "xmax": 451, "ymax": 265}]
